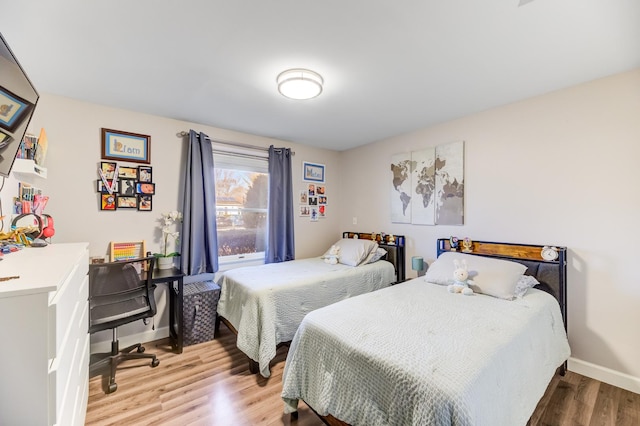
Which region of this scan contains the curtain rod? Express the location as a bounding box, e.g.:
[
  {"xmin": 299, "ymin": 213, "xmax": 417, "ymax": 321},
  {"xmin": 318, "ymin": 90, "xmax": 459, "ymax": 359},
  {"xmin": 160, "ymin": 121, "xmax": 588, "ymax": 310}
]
[{"xmin": 178, "ymin": 131, "xmax": 295, "ymax": 155}]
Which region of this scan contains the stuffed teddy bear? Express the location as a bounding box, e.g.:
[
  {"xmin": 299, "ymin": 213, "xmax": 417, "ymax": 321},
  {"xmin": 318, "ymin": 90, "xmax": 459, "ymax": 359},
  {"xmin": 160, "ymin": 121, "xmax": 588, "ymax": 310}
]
[
  {"xmin": 447, "ymin": 259, "xmax": 474, "ymax": 295},
  {"xmin": 324, "ymin": 245, "xmax": 340, "ymax": 264}
]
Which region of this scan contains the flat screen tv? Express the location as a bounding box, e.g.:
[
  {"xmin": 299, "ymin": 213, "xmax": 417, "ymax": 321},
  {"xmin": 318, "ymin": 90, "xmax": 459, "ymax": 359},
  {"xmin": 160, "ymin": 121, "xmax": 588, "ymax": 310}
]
[{"xmin": 0, "ymin": 32, "xmax": 39, "ymax": 178}]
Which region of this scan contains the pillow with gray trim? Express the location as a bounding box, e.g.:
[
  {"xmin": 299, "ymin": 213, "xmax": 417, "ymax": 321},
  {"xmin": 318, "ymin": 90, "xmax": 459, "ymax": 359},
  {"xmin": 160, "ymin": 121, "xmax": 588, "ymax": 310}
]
[{"xmin": 424, "ymin": 251, "xmax": 527, "ymax": 300}]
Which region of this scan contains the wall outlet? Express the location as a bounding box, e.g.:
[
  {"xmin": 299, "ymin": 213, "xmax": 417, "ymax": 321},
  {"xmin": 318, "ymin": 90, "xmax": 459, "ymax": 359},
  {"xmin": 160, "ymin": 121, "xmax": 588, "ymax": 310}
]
[{"xmin": 352, "ymin": 217, "xmax": 357, "ymax": 225}]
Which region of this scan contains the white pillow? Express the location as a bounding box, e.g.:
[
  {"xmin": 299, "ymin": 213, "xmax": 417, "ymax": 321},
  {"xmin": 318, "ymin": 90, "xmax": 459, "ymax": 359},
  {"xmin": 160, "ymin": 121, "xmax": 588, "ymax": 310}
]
[
  {"xmin": 323, "ymin": 238, "xmax": 379, "ymax": 266},
  {"xmin": 424, "ymin": 251, "xmax": 527, "ymax": 300}
]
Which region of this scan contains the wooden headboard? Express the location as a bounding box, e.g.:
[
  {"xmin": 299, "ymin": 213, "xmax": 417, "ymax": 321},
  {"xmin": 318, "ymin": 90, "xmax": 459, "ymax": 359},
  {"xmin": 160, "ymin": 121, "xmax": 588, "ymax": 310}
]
[
  {"xmin": 342, "ymin": 232, "xmax": 406, "ymax": 283},
  {"xmin": 436, "ymin": 238, "xmax": 567, "ymax": 333}
]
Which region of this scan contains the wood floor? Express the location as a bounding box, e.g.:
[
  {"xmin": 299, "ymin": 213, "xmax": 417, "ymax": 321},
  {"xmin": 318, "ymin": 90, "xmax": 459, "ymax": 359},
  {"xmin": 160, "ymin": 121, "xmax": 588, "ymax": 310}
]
[{"xmin": 86, "ymin": 325, "xmax": 640, "ymax": 426}]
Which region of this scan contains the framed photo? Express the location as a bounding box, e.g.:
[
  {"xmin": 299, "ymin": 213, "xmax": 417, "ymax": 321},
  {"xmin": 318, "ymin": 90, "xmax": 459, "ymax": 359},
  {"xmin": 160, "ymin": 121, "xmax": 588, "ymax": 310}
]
[
  {"xmin": 100, "ymin": 193, "xmax": 117, "ymax": 211},
  {"xmin": 0, "ymin": 129, "xmax": 13, "ymax": 149},
  {"xmin": 138, "ymin": 165, "xmax": 152, "ymax": 182},
  {"xmin": 308, "ymin": 183, "xmax": 315, "ymax": 196},
  {"xmin": 137, "ymin": 195, "xmax": 152, "ymax": 211},
  {"xmin": 299, "ymin": 190, "xmax": 308, "ymax": 204},
  {"xmin": 96, "ymin": 179, "xmax": 119, "ymax": 193},
  {"xmin": 308, "ymin": 196, "xmax": 317, "ymax": 206},
  {"xmin": 0, "ymin": 85, "xmax": 34, "ymax": 132},
  {"xmin": 119, "ymin": 178, "xmax": 136, "ymax": 196},
  {"xmin": 299, "ymin": 205, "xmax": 310, "ymax": 217},
  {"xmin": 316, "ymin": 185, "xmax": 325, "ymax": 195},
  {"xmin": 136, "ymin": 182, "xmax": 155, "ymax": 195},
  {"xmin": 118, "ymin": 165, "xmax": 138, "ymax": 179},
  {"xmin": 303, "ymin": 161, "xmax": 325, "ymax": 183},
  {"xmin": 101, "ymin": 128, "xmax": 151, "ymax": 164},
  {"xmin": 319, "ymin": 205, "xmax": 326, "ymax": 218},
  {"xmin": 116, "ymin": 196, "xmax": 138, "ymax": 209},
  {"xmin": 319, "ymin": 195, "xmax": 327, "ymax": 204},
  {"xmin": 100, "ymin": 161, "xmax": 117, "ymax": 179}
]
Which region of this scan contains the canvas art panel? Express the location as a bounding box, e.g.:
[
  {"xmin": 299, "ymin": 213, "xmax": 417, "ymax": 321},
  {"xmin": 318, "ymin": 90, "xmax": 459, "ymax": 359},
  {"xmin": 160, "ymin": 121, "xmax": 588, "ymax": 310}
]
[
  {"xmin": 390, "ymin": 152, "xmax": 412, "ymax": 223},
  {"xmin": 391, "ymin": 141, "xmax": 464, "ymax": 226},
  {"xmin": 434, "ymin": 141, "xmax": 464, "ymax": 225},
  {"xmin": 411, "ymin": 148, "xmax": 436, "ymax": 225}
]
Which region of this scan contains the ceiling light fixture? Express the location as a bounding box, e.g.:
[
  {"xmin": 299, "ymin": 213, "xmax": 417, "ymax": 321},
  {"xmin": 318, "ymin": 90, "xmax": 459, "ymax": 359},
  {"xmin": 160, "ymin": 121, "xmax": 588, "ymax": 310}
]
[{"xmin": 277, "ymin": 68, "xmax": 323, "ymax": 100}]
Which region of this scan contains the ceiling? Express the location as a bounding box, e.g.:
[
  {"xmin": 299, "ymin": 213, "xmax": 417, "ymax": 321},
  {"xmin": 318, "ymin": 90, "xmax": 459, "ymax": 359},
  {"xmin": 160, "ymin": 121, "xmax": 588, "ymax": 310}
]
[{"xmin": 2, "ymin": 0, "xmax": 639, "ymax": 151}]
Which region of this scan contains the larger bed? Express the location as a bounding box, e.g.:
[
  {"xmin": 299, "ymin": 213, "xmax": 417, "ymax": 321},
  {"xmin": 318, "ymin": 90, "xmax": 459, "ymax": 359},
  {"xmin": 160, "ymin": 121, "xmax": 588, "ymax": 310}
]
[
  {"xmin": 281, "ymin": 239, "xmax": 570, "ymax": 425},
  {"xmin": 216, "ymin": 232, "xmax": 406, "ymax": 377}
]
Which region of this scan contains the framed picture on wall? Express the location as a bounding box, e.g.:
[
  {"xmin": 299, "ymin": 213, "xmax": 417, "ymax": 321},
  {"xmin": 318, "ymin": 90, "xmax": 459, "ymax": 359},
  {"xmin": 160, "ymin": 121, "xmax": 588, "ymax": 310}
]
[
  {"xmin": 119, "ymin": 178, "xmax": 136, "ymax": 196},
  {"xmin": 118, "ymin": 165, "xmax": 138, "ymax": 179},
  {"xmin": 137, "ymin": 195, "xmax": 152, "ymax": 211},
  {"xmin": 136, "ymin": 182, "xmax": 155, "ymax": 195},
  {"xmin": 138, "ymin": 165, "xmax": 152, "ymax": 182},
  {"xmin": 101, "ymin": 128, "xmax": 151, "ymax": 164},
  {"xmin": 116, "ymin": 196, "xmax": 137, "ymax": 209},
  {"xmin": 100, "ymin": 194, "xmax": 117, "ymax": 211},
  {"xmin": 96, "ymin": 179, "xmax": 119, "ymax": 194},
  {"xmin": 100, "ymin": 161, "xmax": 117, "ymax": 180},
  {"xmin": 303, "ymin": 161, "xmax": 325, "ymax": 183}
]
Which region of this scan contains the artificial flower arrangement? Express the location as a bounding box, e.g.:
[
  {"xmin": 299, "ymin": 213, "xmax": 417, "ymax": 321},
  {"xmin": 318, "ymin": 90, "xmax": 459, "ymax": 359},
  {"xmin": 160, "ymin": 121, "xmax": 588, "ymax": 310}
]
[{"xmin": 154, "ymin": 210, "xmax": 182, "ymax": 259}]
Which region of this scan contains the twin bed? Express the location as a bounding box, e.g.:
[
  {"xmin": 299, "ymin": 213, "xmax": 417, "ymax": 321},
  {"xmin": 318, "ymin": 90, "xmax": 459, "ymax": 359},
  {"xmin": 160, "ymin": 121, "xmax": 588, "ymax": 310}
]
[
  {"xmin": 215, "ymin": 232, "xmax": 406, "ymax": 377},
  {"xmin": 281, "ymin": 239, "xmax": 570, "ymax": 425}
]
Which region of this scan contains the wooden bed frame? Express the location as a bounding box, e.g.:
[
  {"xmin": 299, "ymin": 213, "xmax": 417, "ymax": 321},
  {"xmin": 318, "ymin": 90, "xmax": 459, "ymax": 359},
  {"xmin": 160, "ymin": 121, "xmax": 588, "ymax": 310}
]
[
  {"xmin": 296, "ymin": 238, "xmax": 568, "ymax": 426},
  {"xmin": 215, "ymin": 231, "xmax": 406, "ymax": 374}
]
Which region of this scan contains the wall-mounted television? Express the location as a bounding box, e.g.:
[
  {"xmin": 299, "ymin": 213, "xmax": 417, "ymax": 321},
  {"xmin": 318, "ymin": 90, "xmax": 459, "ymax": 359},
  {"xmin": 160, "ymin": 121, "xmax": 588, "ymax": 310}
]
[{"xmin": 0, "ymin": 32, "xmax": 39, "ymax": 178}]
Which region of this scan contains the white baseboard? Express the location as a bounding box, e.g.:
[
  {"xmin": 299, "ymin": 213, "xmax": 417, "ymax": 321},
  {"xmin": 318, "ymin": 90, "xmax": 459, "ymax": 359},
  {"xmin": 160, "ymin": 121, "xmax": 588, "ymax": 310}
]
[
  {"xmin": 90, "ymin": 326, "xmax": 170, "ymax": 354},
  {"xmin": 569, "ymin": 357, "xmax": 640, "ymax": 394}
]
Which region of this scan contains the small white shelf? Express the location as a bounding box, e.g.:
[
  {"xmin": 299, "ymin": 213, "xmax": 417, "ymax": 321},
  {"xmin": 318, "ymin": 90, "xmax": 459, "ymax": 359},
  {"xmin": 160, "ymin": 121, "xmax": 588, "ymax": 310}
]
[{"xmin": 11, "ymin": 158, "xmax": 47, "ymax": 179}]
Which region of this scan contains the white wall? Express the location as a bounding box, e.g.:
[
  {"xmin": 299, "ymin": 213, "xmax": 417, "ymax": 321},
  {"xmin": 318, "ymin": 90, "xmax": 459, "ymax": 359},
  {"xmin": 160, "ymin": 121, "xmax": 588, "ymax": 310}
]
[
  {"xmin": 338, "ymin": 68, "xmax": 640, "ymax": 393},
  {"xmin": 1, "ymin": 93, "xmax": 341, "ymax": 348}
]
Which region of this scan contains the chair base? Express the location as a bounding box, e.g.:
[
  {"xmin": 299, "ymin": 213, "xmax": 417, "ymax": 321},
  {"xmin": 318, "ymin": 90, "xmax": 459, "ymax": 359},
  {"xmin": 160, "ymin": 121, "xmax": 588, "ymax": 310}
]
[{"xmin": 90, "ymin": 340, "xmax": 159, "ymax": 394}]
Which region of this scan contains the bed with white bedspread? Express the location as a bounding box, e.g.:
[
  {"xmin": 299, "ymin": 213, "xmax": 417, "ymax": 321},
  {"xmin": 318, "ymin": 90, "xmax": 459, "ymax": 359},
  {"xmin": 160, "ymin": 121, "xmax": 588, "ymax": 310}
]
[
  {"xmin": 281, "ymin": 239, "xmax": 570, "ymax": 425},
  {"xmin": 217, "ymin": 234, "xmax": 402, "ymax": 377}
]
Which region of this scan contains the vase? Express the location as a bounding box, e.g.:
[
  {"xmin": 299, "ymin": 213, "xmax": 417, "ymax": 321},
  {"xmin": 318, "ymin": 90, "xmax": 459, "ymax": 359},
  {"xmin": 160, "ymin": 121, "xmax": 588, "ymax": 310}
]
[{"xmin": 157, "ymin": 257, "xmax": 174, "ymax": 270}]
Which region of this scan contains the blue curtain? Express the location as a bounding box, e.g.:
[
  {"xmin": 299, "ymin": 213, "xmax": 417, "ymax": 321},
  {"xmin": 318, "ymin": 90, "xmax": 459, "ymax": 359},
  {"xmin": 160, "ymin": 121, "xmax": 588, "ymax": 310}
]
[
  {"xmin": 265, "ymin": 145, "xmax": 295, "ymax": 263},
  {"xmin": 180, "ymin": 130, "xmax": 218, "ymax": 275}
]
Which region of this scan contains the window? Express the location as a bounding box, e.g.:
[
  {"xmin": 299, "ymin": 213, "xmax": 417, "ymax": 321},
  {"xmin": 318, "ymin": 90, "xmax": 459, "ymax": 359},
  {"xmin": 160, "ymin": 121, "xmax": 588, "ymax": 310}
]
[{"xmin": 213, "ymin": 152, "xmax": 268, "ymax": 265}]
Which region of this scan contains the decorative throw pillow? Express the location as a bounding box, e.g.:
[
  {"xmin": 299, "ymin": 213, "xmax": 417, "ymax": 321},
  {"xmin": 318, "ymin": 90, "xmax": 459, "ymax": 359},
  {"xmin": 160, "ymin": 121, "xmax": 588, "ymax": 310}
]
[
  {"xmin": 322, "ymin": 238, "xmax": 379, "ymax": 267},
  {"xmin": 364, "ymin": 247, "xmax": 388, "ymax": 264},
  {"xmin": 424, "ymin": 251, "xmax": 527, "ymax": 300},
  {"xmin": 514, "ymin": 274, "xmax": 540, "ymax": 298}
]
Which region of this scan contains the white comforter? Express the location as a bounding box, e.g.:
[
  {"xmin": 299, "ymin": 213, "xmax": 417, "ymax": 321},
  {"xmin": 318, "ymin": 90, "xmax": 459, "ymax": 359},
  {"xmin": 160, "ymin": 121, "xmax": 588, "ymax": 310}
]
[
  {"xmin": 282, "ymin": 279, "xmax": 570, "ymax": 426},
  {"xmin": 216, "ymin": 257, "xmax": 395, "ymax": 377}
]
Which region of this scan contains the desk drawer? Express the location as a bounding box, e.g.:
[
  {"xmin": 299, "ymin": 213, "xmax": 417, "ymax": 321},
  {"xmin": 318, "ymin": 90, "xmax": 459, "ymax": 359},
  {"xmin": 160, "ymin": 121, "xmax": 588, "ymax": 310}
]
[{"xmin": 48, "ymin": 252, "xmax": 89, "ymax": 359}]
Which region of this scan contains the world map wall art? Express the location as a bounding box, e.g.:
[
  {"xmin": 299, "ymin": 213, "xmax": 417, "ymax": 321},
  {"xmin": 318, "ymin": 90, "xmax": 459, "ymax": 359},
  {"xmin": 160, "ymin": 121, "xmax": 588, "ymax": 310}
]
[{"xmin": 390, "ymin": 141, "xmax": 464, "ymax": 225}]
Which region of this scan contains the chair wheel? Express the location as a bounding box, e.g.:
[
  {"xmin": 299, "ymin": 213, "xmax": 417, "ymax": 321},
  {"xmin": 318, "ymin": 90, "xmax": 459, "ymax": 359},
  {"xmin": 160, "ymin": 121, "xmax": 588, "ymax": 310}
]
[
  {"xmin": 107, "ymin": 382, "xmax": 118, "ymax": 393},
  {"xmin": 151, "ymin": 359, "xmax": 160, "ymax": 368},
  {"xmin": 137, "ymin": 346, "xmax": 145, "ymax": 353}
]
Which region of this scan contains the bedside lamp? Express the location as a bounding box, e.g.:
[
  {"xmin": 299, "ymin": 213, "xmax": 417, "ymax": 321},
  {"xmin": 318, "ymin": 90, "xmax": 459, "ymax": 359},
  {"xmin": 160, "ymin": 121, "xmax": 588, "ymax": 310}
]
[{"xmin": 412, "ymin": 256, "xmax": 424, "ymax": 277}]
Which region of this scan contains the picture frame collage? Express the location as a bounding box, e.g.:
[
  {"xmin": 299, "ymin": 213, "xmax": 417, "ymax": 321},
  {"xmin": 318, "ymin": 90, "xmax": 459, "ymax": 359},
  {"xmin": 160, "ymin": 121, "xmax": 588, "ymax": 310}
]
[
  {"xmin": 300, "ymin": 161, "xmax": 327, "ymax": 222},
  {"xmin": 97, "ymin": 161, "xmax": 154, "ymax": 211},
  {"xmin": 299, "ymin": 183, "xmax": 327, "ymax": 221}
]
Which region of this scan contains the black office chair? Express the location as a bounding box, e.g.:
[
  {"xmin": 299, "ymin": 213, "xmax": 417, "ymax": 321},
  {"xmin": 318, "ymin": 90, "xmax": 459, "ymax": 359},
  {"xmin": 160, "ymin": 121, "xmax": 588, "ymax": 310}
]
[{"xmin": 89, "ymin": 256, "xmax": 159, "ymax": 393}]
